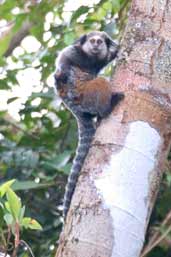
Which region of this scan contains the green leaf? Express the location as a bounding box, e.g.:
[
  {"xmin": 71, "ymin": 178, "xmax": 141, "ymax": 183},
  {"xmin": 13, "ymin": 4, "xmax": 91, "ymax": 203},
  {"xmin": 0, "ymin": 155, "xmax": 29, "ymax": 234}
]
[
  {"xmin": 0, "ymin": 31, "xmax": 12, "ymax": 57},
  {"xmin": 22, "ymin": 217, "xmax": 42, "ymax": 230},
  {"xmin": 102, "ymin": 1, "xmax": 112, "ymax": 10},
  {"xmin": 70, "ymin": 6, "xmax": 89, "ymax": 24},
  {"xmin": 30, "ymin": 24, "xmax": 44, "ymax": 42},
  {"xmin": 0, "ymin": 179, "xmax": 16, "ymax": 197},
  {"xmin": 0, "ymin": 202, "xmax": 4, "ymax": 209},
  {"xmin": 4, "ymin": 213, "xmax": 14, "ymax": 226},
  {"xmin": 64, "ymin": 32, "xmax": 75, "ymax": 45},
  {"xmin": 29, "ymin": 91, "xmax": 54, "ymax": 100},
  {"xmin": 4, "ymin": 201, "xmax": 10, "ymax": 213},
  {"xmin": 0, "ymin": 206, "xmax": 4, "ymax": 226},
  {"xmin": 12, "ymin": 180, "xmax": 48, "ymax": 191},
  {"xmin": 41, "ymin": 151, "xmax": 72, "ymax": 171},
  {"xmin": 60, "ymin": 162, "xmax": 72, "ymax": 174},
  {"xmin": 7, "ymin": 97, "xmax": 19, "ymax": 104},
  {"xmin": 0, "ymin": 79, "xmax": 10, "ymax": 90},
  {"xmin": 6, "ymin": 188, "xmax": 21, "ymax": 220},
  {"xmin": 0, "ymin": 1, "xmax": 16, "ymax": 19},
  {"xmin": 18, "ymin": 206, "xmax": 25, "ymax": 222},
  {"xmin": 111, "ymin": 0, "xmax": 121, "ymax": 12}
]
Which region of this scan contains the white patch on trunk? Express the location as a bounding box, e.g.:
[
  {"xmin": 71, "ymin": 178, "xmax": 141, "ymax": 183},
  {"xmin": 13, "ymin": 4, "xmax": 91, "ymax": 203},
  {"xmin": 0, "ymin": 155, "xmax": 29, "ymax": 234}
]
[{"xmin": 94, "ymin": 121, "xmax": 161, "ymax": 257}]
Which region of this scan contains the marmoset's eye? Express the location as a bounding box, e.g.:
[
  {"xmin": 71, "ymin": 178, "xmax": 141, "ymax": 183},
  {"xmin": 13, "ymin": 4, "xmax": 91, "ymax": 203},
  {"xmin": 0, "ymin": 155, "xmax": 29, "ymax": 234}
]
[
  {"xmin": 90, "ymin": 38, "xmax": 95, "ymax": 44},
  {"xmin": 97, "ymin": 39, "xmax": 103, "ymax": 45}
]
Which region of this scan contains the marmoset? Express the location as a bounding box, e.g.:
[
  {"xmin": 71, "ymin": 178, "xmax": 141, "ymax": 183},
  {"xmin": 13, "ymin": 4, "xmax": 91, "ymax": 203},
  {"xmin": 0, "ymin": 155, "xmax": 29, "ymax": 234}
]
[{"xmin": 54, "ymin": 31, "xmax": 124, "ymax": 219}]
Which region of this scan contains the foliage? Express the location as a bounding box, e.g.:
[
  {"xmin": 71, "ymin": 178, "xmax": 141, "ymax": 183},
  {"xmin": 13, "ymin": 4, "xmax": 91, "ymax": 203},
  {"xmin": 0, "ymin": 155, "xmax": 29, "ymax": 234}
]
[
  {"xmin": 0, "ymin": 0, "xmax": 171, "ymax": 257},
  {"xmin": 0, "ymin": 180, "xmax": 42, "ymax": 256}
]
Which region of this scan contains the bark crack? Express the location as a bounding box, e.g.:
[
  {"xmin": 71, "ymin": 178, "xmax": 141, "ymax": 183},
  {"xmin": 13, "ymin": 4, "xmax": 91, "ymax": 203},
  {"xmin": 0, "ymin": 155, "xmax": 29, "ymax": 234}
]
[{"xmin": 92, "ymin": 142, "xmax": 157, "ymax": 163}]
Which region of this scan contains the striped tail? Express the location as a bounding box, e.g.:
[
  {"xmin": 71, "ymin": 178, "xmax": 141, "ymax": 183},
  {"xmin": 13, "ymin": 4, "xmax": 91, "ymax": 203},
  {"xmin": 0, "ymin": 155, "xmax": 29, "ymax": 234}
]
[{"xmin": 63, "ymin": 114, "xmax": 95, "ymax": 219}]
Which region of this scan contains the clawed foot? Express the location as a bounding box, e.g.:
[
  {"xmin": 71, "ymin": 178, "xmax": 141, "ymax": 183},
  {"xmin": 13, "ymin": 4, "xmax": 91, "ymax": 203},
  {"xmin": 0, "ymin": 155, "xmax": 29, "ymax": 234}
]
[
  {"xmin": 54, "ymin": 70, "xmax": 68, "ymax": 84},
  {"xmin": 111, "ymin": 92, "xmax": 124, "ymax": 107}
]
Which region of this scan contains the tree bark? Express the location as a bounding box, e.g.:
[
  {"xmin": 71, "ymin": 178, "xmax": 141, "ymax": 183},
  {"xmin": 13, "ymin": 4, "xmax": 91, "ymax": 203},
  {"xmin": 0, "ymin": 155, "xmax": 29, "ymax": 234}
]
[{"xmin": 55, "ymin": 0, "xmax": 171, "ymax": 256}]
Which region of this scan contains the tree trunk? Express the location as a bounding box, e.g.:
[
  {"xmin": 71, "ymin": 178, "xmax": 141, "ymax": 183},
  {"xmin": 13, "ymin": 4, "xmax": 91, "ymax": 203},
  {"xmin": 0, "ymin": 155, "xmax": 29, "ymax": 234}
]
[{"xmin": 55, "ymin": 0, "xmax": 171, "ymax": 256}]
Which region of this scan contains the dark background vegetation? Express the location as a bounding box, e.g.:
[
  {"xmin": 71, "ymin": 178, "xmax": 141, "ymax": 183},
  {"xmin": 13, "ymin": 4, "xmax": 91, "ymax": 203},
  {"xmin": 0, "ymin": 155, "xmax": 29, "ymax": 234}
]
[{"xmin": 0, "ymin": 0, "xmax": 171, "ymax": 256}]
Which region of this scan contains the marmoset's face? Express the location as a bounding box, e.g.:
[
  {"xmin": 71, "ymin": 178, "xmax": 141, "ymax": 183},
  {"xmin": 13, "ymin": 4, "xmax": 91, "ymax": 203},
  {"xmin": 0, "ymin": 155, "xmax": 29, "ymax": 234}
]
[{"xmin": 82, "ymin": 34, "xmax": 108, "ymax": 60}]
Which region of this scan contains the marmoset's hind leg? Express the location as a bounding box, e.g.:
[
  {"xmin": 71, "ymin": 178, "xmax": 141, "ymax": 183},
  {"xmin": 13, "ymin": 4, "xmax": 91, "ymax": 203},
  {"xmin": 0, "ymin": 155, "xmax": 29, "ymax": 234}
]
[{"xmin": 76, "ymin": 77, "xmax": 124, "ymax": 118}]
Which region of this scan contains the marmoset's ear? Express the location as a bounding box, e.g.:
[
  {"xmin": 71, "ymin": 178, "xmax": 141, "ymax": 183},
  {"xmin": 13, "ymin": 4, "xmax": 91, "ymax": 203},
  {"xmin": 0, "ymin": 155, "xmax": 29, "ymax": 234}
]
[
  {"xmin": 102, "ymin": 32, "xmax": 117, "ymax": 48},
  {"xmin": 101, "ymin": 32, "xmax": 119, "ymax": 61},
  {"xmin": 74, "ymin": 34, "xmax": 87, "ymax": 45}
]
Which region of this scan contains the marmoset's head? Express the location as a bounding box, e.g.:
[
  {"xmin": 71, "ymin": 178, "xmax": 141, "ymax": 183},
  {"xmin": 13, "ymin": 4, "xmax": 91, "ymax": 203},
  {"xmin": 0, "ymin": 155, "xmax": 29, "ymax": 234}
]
[{"xmin": 75, "ymin": 31, "xmax": 118, "ymax": 60}]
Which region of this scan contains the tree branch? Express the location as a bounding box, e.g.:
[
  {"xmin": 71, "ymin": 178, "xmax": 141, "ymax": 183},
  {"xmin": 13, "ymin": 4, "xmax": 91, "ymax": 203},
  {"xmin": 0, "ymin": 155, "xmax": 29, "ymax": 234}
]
[{"xmin": 4, "ymin": 20, "xmax": 33, "ymax": 57}]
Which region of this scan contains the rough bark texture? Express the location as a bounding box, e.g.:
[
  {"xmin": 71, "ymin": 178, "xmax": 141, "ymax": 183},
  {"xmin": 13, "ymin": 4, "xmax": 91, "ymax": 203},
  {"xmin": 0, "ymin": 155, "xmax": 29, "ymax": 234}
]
[{"xmin": 55, "ymin": 0, "xmax": 171, "ymax": 256}]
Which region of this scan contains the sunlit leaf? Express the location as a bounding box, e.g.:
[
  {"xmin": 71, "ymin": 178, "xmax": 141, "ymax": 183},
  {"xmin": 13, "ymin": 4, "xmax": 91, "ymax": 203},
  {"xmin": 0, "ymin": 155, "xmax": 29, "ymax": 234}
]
[
  {"xmin": 0, "ymin": 33, "xmax": 12, "ymax": 57},
  {"xmin": 22, "ymin": 217, "xmax": 42, "ymax": 230},
  {"xmin": 4, "ymin": 213, "xmax": 13, "ymax": 226},
  {"xmin": 4, "ymin": 201, "xmax": 10, "ymax": 213},
  {"xmin": 18, "ymin": 206, "xmax": 25, "ymax": 222},
  {"xmin": 0, "ymin": 179, "xmax": 16, "ymax": 197},
  {"xmin": 6, "ymin": 188, "xmax": 21, "ymax": 220}
]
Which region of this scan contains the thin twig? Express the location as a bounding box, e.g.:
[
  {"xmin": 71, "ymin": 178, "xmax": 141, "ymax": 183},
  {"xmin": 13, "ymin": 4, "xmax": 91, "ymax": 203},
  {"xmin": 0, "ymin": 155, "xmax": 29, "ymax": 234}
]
[
  {"xmin": 4, "ymin": 226, "xmax": 11, "ymax": 257},
  {"xmin": 141, "ymin": 210, "xmax": 171, "ymax": 256},
  {"xmin": 150, "ymin": 211, "xmax": 171, "ymax": 246},
  {"xmin": 20, "ymin": 240, "xmax": 35, "ymax": 257},
  {"xmin": 4, "ymin": 21, "xmax": 33, "ymax": 57},
  {"xmin": 141, "ymin": 210, "xmax": 171, "ymax": 257}
]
